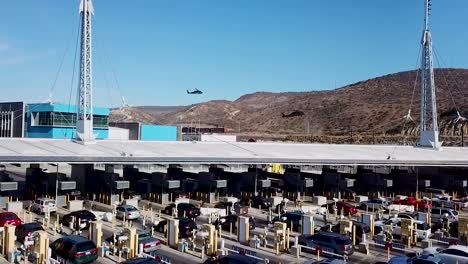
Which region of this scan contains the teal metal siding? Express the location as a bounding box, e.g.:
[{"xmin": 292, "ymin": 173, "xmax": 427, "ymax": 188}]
[
  {"xmin": 140, "ymin": 125, "xmax": 177, "ymax": 141},
  {"xmin": 28, "ymin": 127, "xmax": 108, "ymax": 139}
]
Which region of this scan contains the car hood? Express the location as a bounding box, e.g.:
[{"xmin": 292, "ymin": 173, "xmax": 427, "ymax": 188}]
[
  {"xmin": 422, "ymin": 247, "xmax": 440, "ymax": 255},
  {"xmin": 388, "ymin": 256, "xmax": 410, "ymax": 264}
]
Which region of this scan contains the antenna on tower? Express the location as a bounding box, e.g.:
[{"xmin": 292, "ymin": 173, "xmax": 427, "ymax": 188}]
[
  {"xmin": 120, "ymin": 96, "xmax": 130, "ymax": 109},
  {"xmin": 75, "ymin": 0, "xmax": 96, "ymax": 144},
  {"xmin": 418, "ymin": 0, "xmax": 441, "ymax": 149}
]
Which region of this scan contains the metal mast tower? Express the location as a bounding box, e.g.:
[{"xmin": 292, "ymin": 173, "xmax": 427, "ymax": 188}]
[
  {"xmin": 76, "ymin": 0, "xmax": 95, "ymax": 143},
  {"xmin": 419, "ymin": 0, "xmax": 441, "ymax": 149}
]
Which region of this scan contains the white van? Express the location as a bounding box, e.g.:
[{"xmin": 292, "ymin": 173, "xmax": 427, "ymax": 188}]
[{"xmin": 31, "ymin": 198, "xmax": 57, "ymax": 214}]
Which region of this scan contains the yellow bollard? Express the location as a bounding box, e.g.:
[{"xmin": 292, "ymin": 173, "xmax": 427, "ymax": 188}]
[{"xmin": 352, "ymin": 225, "xmax": 356, "ymax": 246}]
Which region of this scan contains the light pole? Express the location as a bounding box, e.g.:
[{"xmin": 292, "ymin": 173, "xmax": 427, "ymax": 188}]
[{"xmin": 50, "ymin": 163, "xmax": 59, "ymax": 206}]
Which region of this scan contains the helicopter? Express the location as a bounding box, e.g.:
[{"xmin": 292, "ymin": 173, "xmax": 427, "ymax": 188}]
[
  {"xmin": 187, "ymin": 88, "xmax": 203, "ymax": 95},
  {"xmin": 281, "ymin": 110, "xmax": 305, "ymax": 118}
]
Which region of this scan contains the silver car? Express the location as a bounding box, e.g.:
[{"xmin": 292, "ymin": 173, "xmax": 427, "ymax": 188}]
[
  {"xmin": 116, "ymin": 205, "xmax": 140, "ymax": 220},
  {"xmin": 423, "ymin": 245, "xmax": 468, "ymax": 264}
]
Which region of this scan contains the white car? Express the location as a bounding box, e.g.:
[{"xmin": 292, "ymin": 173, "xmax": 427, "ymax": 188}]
[
  {"xmin": 116, "ymin": 205, "xmax": 140, "ymax": 220},
  {"xmin": 423, "ymin": 245, "xmax": 468, "ymax": 264},
  {"xmin": 359, "ymin": 198, "xmax": 389, "ymax": 210},
  {"xmin": 31, "ymin": 198, "xmax": 57, "ymax": 214},
  {"xmin": 374, "ymin": 217, "xmax": 431, "ymax": 240}
]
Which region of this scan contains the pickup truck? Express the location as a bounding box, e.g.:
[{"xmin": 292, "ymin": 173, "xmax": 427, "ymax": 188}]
[
  {"xmin": 106, "ymin": 229, "xmax": 161, "ymax": 253},
  {"xmin": 392, "ymin": 197, "xmax": 432, "ymax": 211}
]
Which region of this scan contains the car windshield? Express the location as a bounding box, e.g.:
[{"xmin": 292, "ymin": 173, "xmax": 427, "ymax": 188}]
[
  {"xmin": 126, "ymin": 207, "xmax": 138, "ymax": 212},
  {"xmin": 26, "ymin": 225, "xmax": 43, "ymax": 232},
  {"xmin": 77, "ymin": 241, "xmax": 95, "ymax": 252},
  {"xmin": 417, "ymin": 223, "xmax": 430, "ymax": 230},
  {"xmin": 452, "ymin": 210, "xmax": 458, "ymax": 216},
  {"xmin": 139, "ymin": 233, "xmax": 150, "ymax": 239},
  {"xmin": 1, "ymin": 214, "xmax": 17, "ymax": 220},
  {"xmin": 361, "ymin": 225, "xmax": 371, "ymax": 233}
]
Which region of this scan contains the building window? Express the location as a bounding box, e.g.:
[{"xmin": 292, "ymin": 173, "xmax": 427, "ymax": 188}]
[
  {"xmin": 36, "ymin": 112, "xmax": 53, "ymax": 126},
  {"xmin": 53, "ymin": 112, "xmax": 76, "ymax": 127},
  {"xmin": 32, "ymin": 112, "xmax": 108, "ymax": 128},
  {"xmin": 94, "ymin": 115, "xmax": 109, "ymax": 128}
]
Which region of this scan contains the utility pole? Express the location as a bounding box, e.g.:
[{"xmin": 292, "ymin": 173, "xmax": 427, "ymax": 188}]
[
  {"xmin": 76, "ymin": 0, "xmax": 95, "ymax": 144},
  {"xmin": 418, "ymin": 0, "xmax": 441, "ymax": 149},
  {"xmin": 372, "ymin": 128, "xmax": 375, "ymax": 145},
  {"xmin": 462, "ymin": 124, "xmax": 465, "ymax": 147}
]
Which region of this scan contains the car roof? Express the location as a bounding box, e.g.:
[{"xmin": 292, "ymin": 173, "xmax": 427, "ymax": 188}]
[
  {"xmin": 223, "ymin": 254, "xmax": 258, "ymax": 263},
  {"xmin": 20, "ymin": 223, "xmax": 42, "ymax": 228},
  {"xmin": 317, "ymin": 231, "xmax": 349, "ymax": 238},
  {"xmin": 448, "ymin": 245, "xmax": 468, "ymax": 252},
  {"xmin": 0, "ymin": 212, "xmax": 17, "ymax": 216},
  {"xmin": 62, "ymin": 235, "xmax": 91, "ymax": 243},
  {"xmin": 120, "ymin": 205, "xmax": 137, "ymax": 209},
  {"xmin": 36, "ymin": 198, "xmax": 55, "ymax": 202},
  {"xmin": 431, "ymin": 207, "xmax": 455, "ymax": 210},
  {"xmin": 414, "ymin": 254, "xmax": 442, "ymax": 261},
  {"xmin": 285, "ymin": 211, "xmax": 304, "ymax": 215}
]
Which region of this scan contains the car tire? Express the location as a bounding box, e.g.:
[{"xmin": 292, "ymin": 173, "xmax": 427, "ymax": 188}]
[{"xmin": 374, "ymin": 226, "xmax": 382, "ymax": 234}]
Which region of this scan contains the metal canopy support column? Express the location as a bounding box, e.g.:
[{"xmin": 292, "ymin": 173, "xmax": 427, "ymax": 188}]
[
  {"xmin": 76, "ymin": 0, "xmax": 95, "ymax": 144},
  {"xmin": 419, "ymin": 0, "xmax": 441, "ymax": 149}
]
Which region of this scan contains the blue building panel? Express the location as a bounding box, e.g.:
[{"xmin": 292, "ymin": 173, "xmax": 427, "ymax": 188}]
[
  {"xmin": 140, "ymin": 125, "xmax": 177, "ymax": 141},
  {"xmin": 27, "ymin": 127, "xmax": 108, "ymax": 139}
]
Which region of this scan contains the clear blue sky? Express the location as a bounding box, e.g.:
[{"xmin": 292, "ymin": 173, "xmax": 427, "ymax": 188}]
[{"xmin": 0, "ymin": 0, "xmax": 467, "ymax": 107}]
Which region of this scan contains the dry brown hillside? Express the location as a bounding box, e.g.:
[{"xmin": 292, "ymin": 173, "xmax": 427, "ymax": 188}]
[{"xmin": 110, "ymin": 69, "xmax": 468, "ymax": 138}]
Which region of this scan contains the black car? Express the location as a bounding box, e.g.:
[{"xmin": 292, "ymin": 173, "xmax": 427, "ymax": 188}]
[
  {"xmin": 214, "ymin": 201, "xmax": 248, "ymax": 215},
  {"xmin": 61, "ymin": 210, "xmax": 97, "ymax": 230},
  {"xmin": 319, "ymin": 221, "xmax": 370, "ymax": 244},
  {"xmin": 204, "ymin": 254, "xmax": 261, "ymax": 264},
  {"xmin": 50, "ymin": 235, "xmax": 98, "ymax": 264},
  {"xmin": 153, "ymin": 218, "xmax": 198, "ymax": 238},
  {"xmin": 213, "ymin": 215, "xmax": 255, "ymax": 232},
  {"xmin": 239, "ymin": 196, "xmax": 272, "ymax": 210},
  {"xmin": 271, "ymin": 211, "xmax": 304, "ymax": 232},
  {"xmin": 15, "ymin": 223, "xmax": 44, "ymax": 243},
  {"xmin": 299, "ymin": 232, "xmax": 354, "ymax": 256},
  {"xmin": 163, "ymin": 203, "xmax": 201, "ymax": 219}
]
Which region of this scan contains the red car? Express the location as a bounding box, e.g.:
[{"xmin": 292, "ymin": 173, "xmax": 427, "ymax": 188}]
[
  {"xmin": 0, "ymin": 212, "xmax": 22, "ymax": 227},
  {"xmin": 325, "ymin": 201, "xmax": 357, "ymax": 216},
  {"xmin": 392, "ymin": 197, "xmax": 431, "ymax": 211}
]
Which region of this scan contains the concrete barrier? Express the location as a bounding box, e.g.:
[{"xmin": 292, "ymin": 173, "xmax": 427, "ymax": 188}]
[
  {"xmin": 91, "ymin": 211, "xmax": 114, "ymax": 222},
  {"xmin": 6, "ymin": 202, "xmax": 23, "ymax": 213},
  {"xmin": 68, "ymin": 200, "xmax": 84, "ymax": 211},
  {"xmin": 200, "ymin": 207, "xmax": 227, "ymax": 217},
  {"xmin": 312, "ymin": 196, "xmax": 327, "ymax": 206},
  {"xmin": 388, "ymin": 204, "xmax": 414, "ymax": 213}
]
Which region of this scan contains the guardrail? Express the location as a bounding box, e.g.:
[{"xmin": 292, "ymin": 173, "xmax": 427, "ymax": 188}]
[
  {"xmin": 140, "ymin": 252, "xmax": 172, "ymax": 264},
  {"xmin": 224, "ymin": 247, "xmax": 270, "ymax": 263},
  {"xmin": 367, "ymin": 240, "xmax": 416, "ymax": 256},
  {"xmin": 298, "ymin": 244, "xmax": 348, "ymax": 262}
]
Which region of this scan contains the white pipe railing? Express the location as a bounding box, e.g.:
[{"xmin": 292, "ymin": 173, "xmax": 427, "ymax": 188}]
[
  {"xmin": 224, "ymin": 247, "xmax": 269, "ymax": 263},
  {"xmin": 140, "ymin": 251, "xmax": 171, "ymax": 264},
  {"xmin": 298, "ymin": 244, "xmax": 348, "ymax": 262}
]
